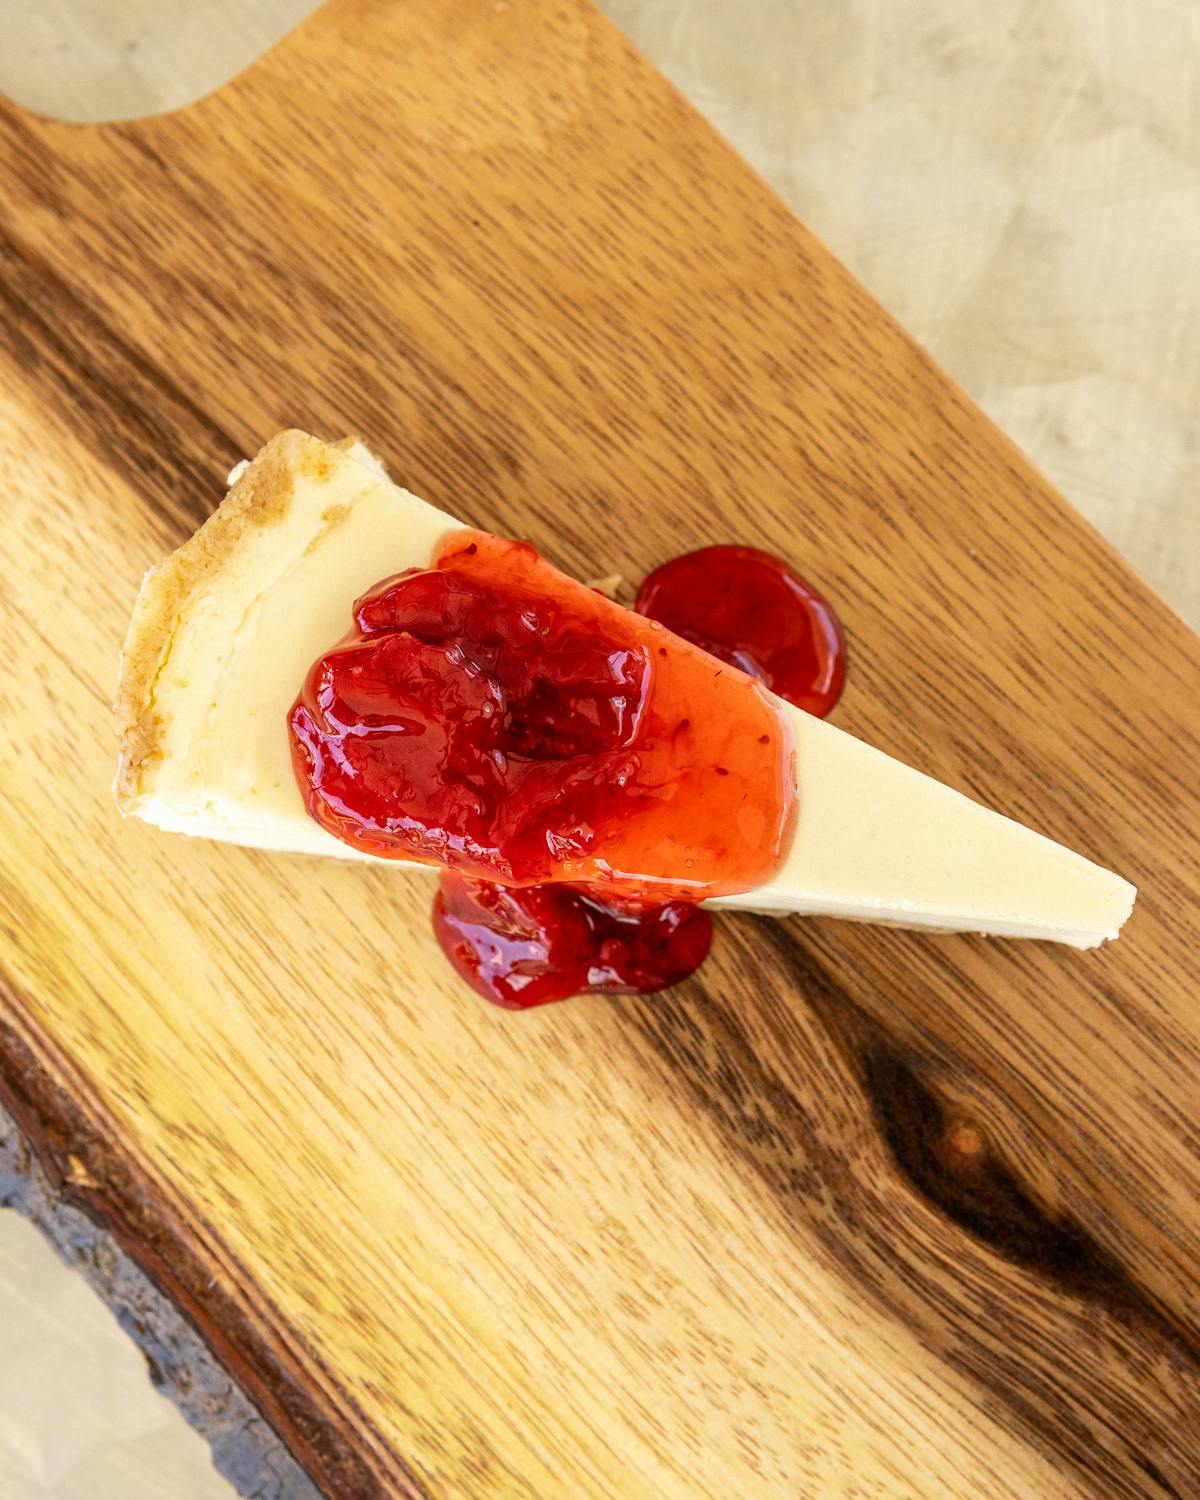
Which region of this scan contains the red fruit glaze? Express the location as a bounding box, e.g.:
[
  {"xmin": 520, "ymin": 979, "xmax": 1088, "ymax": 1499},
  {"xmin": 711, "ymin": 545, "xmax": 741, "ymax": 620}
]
[
  {"xmin": 635, "ymin": 545, "xmax": 846, "ymax": 717},
  {"xmin": 433, "ymin": 872, "xmax": 712, "ymax": 1009},
  {"xmin": 289, "ymin": 531, "xmax": 793, "ymax": 899}
]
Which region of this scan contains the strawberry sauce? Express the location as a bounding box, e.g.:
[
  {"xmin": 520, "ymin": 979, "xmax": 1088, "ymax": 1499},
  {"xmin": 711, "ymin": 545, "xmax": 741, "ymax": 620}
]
[
  {"xmin": 290, "ymin": 532, "xmax": 843, "ymax": 1008},
  {"xmin": 432, "ymin": 872, "xmax": 713, "ymax": 1009},
  {"xmin": 635, "ymin": 545, "xmax": 845, "ymax": 718}
]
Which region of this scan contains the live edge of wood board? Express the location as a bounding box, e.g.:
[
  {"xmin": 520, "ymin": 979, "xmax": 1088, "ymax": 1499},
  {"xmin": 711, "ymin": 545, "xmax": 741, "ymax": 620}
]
[{"xmin": 1, "ymin": 1, "xmax": 1198, "ymax": 1496}]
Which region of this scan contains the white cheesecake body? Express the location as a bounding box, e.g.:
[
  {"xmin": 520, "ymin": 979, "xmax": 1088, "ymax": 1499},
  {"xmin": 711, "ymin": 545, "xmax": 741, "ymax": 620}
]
[
  {"xmin": 116, "ymin": 434, "xmax": 462, "ymax": 861},
  {"xmin": 115, "ymin": 431, "xmax": 1135, "ymax": 948},
  {"xmin": 723, "ymin": 709, "xmax": 1133, "ymax": 945}
]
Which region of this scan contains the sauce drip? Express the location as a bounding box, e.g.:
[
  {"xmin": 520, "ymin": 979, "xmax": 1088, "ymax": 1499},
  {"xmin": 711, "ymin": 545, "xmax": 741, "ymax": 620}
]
[
  {"xmin": 433, "ymin": 872, "xmax": 712, "ymax": 1009},
  {"xmin": 635, "ymin": 544, "xmax": 846, "ymax": 717}
]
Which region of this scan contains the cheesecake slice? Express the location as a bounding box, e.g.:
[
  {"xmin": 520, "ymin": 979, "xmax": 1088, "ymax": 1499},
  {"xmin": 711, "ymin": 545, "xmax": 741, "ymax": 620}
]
[{"xmin": 115, "ymin": 431, "xmax": 1135, "ymax": 948}]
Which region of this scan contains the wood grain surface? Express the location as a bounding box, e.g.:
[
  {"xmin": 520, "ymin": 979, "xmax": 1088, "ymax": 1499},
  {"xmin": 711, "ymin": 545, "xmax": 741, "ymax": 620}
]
[{"xmin": 2, "ymin": 1, "xmax": 1200, "ymax": 1495}]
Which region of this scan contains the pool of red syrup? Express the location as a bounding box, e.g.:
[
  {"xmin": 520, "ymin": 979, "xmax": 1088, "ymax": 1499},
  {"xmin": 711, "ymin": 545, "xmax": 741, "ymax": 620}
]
[
  {"xmin": 433, "ymin": 872, "xmax": 712, "ymax": 1009},
  {"xmin": 290, "ymin": 532, "xmax": 843, "ymax": 1009},
  {"xmin": 635, "ymin": 545, "xmax": 846, "ymax": 718}
]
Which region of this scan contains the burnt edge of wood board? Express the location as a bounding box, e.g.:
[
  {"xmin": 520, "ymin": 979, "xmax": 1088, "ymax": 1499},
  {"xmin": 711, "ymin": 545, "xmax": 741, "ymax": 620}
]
[
  {"xmin": 0, "ymin": 1096, "xmax": 322, "ymax": 1500},
  {"xmin": 0, "ymin": 975, "xmax": 434, "ymax": 1500}
]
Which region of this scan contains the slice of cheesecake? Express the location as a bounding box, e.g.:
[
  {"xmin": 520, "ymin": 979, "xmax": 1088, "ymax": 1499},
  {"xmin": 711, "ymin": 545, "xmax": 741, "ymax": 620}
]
[{"xmin": 115, "ymin": 431, "xmax": 1135, "ymax": 947}]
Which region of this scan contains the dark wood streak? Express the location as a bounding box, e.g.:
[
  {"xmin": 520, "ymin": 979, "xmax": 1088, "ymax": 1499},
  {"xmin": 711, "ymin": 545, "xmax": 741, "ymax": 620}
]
[
  {"xmin": 0, "ymin": 223, "xmax": 236, "ymax": 535},
  {"xmin": 0, "ymin": 970, "xmax": 435, "ymax": 1500},
  {"xmin": 862, "ymin": 1044, "xmax": 1160, "ymax": 1318},
  {"xmin": 628, "ymin": 919, "xmax": 1200, "ymax": 1500},
  {"xmin": 627, "ymin": 924, "xmax": 1200, "ymax": 1500},
  {"xmin": 862, "ymin": 1040, "xmax": 1199, "ymax": 1500}
]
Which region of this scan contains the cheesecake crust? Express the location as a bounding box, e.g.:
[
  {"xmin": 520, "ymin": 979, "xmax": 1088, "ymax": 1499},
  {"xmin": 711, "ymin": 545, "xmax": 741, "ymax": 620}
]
[{"xmin": 113, "ymin": 431, "xmax": 350, "ymax": 809}]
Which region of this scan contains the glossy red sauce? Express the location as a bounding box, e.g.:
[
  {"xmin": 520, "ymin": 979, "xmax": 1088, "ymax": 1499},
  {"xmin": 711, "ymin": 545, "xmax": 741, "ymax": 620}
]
[
  {"xmin": 635, "ymin": 545, "xmax": 846, "ymax": 717},
  {"xmin": 289, "ymin": 532, "xmax": 813, "ymax": 1010},
  {"xmin": 433, "ymin": 872, "xmax": 712, "ymax": 1009},
  {"xmin": 290, "ymin": 531, "xmax": 793, "ymax": 896}
]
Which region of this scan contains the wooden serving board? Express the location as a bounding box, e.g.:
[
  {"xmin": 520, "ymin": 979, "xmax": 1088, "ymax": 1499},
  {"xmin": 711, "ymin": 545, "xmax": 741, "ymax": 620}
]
[{"xmin": 2, "ymin": 3, "xmax": 1199, "ymax": 1495}]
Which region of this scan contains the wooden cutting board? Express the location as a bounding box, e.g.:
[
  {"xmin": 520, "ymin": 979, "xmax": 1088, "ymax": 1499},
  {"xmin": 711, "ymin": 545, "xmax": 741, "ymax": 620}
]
[{"xmin": 2, "ymin": 2, "xmax": 1199, "ymax": 1495}]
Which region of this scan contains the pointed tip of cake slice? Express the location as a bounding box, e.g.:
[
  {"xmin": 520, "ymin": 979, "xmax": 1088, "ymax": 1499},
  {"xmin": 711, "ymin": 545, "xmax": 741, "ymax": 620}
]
[{"xmin": 717, "ymin": 706, "xmax": 1136, "ymax": 947}]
